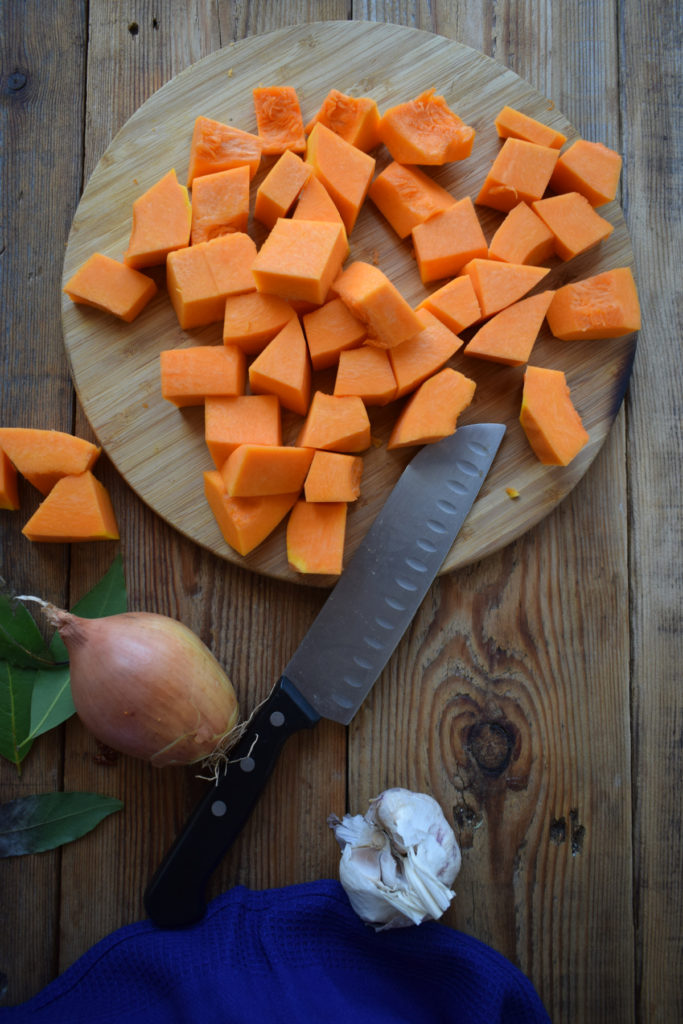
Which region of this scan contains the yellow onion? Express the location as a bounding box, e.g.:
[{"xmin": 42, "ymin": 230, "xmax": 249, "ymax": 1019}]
[{"xmin": 43, "ymin": 605, "xmax": 239, "ymax": 767}]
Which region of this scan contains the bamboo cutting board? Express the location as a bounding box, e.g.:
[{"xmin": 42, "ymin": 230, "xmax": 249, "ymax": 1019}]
[{"xmin": 61, "ymin": 21, "xmax": 637, "ymax": 585}]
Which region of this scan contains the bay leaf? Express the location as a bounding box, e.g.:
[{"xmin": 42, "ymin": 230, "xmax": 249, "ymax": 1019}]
[
  {"xmin": 49, "ymin": 553, "xmax": 127, "ymax": 662},
  {"xmin": 0, "ymin": 592, "xmax": 55, "ymax": 669},
  {"xmin": 0, "ymin": 792, "xmax": 123, "ymax": 857},
  {"xmin": 0, "ymin": 662, "xmax": 35, "ymax": 769},
  {"xmin": 24, "ymin": 663, "xmax": 74, "ymax": 745}
]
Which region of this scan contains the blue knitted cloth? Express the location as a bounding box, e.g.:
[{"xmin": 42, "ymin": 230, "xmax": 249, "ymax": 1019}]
[{"xmin": 0, "ymin": 879, "xmax": 550, "ymax": 1022}]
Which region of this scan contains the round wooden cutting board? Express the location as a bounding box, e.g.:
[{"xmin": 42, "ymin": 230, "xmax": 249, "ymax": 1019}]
[{"xmin": 61, "ymin": 21, "xmax": 637, "ymax": 586}]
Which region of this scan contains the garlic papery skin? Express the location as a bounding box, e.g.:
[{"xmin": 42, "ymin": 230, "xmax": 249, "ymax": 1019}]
[{"xmin": 328, "ymin": 788, "xmax": 461, "ymax": 930}]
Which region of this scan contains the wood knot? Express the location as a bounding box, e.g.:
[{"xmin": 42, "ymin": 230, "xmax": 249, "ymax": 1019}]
[
  {"xmin": 467, "ymin": 720, "xmax": 514, "ymax": 776},
  {"xmin": 6, "ymin": 71, "xmax": 27, "ymax": 93}
]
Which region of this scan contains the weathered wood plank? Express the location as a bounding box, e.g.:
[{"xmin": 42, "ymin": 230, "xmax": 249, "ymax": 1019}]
[{"xmin": 621, "ymin": 0, "xmax": 683, "ymax": 1019}]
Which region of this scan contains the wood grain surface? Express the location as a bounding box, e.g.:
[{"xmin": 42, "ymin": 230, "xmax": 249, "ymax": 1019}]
[
  {"xmin": 1, "ymin": 3, "xmax": 681, "ymax": 1023},
  {"xmin": 61, "ymin": 21, "xmax": 636, "ymax": 584}
]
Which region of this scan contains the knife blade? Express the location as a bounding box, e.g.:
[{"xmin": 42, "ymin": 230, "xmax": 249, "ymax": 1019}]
[{"xmin": 144, "ymin": 421, "xmax": 505, "ymax": 928}]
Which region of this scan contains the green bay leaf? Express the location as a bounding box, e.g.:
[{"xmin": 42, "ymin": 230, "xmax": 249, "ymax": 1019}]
[
  {"xmin": 0, "ymin": 792, "xmax": 123, "ymax": 857},
  {"xmin": 24, "ymin": 663, "xmax": 74, "ymax": 744},
  {"xmin": 0, "ymin": 593, "xmax": 55, "ymax": 669},
  {"xmin": 0, "ymin": 662, "xmax": 35, "ymax": 769}
]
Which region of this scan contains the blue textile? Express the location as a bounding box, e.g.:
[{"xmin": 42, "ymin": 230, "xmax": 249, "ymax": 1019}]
[{"xmin": 0, "ymin": 879, "xmax": 550, "ymax": 1022}]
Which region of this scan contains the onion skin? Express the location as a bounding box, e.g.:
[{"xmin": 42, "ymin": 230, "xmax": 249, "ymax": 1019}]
[{"xmin": 46, "ymin": 607, "xmax": 239, "ymax": 767}]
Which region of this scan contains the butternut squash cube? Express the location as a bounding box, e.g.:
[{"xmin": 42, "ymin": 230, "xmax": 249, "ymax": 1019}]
[
  {"xmin": 476, "ymin": 138, "xmax": 559, "ymax": 213},
  {"xmin": 187, "ymin": 115, "xmax": 262, "ymax": 185},
  {"xmin": 387, "ymin": 368, "xmax": 476, "ymax": 450},
  {"xmin": 0, "ymin": 447, "xmax": 20, "ymax": 510},
  {"xmin": 287, "ymin": 500, "xmax": 347, "ymax": 575},
  {"xmin": 123, "ymin": 168, "xmax": 192, "ymax": 268},
  {"xmin": 0, "ymin": 428, "xmax": 101, "ymax": 496},
  {"xmin": 167, "ymin": 232, "xmax": 257, "ymax": 329},
  {"xmin": 160, "ymin": 345, "xmax": 246, "ymax": 407},
  {"xmin": 305, "ymin": 122, "xmax": 376, "ymax": 234},
  {"xmin": 204, "ymin": 469, "xmax": 298, "ymax": 556},
  {"xmin": 520, "ymin": 366, "xmax": 589, "ymax": 465},
  {"xmin": 251, "ymin": 217, "xmax": 348, "ymax": 306},
  {"xmin": 64, "ymin": 253, "xmax": 157, "ymax": 322},
  {"xmin": 190, "ymin": 165, "xmax": 250, "ymax": 245},
  {"xmin": 204, "ymin": 394, "xmax": 281, "ymax": 469},
  {"xmin": 22, "ymin": 471, "xmax": 119, "ymax": 543}
]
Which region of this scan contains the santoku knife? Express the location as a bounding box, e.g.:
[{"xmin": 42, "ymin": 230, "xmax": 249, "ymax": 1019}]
[{"xmin": 144, "ymin": 421, "xmax": 505, "ymax": 928}]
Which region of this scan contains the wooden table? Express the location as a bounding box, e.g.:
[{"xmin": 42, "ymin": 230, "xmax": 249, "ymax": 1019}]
[{"xmin": 1, "ymin": 3, "xmax": 680, "ymax": 1021}]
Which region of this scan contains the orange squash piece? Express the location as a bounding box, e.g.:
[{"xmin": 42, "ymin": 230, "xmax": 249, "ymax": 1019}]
[
  {"xmin": 223, "ymin": 291, "xmax": 297, "ymax": 354},
  {"xmin": 0, "ymin": 447, "xmax": 20, "ymax": 510},
  {"xmin": 389, "ymin": 308, "xmax": 463, "ymax": 398},
  {"xmin": 520, "ymin": 365, "xmax": 589, "ymax": 465},
  {"xmin": 368, "ymin": 162, "xmax": 455, "ymax": 239},
  {"xmin": 545, "ymin": 266, "xmax": 641, "ymax": 340},
  {"xmin": 302, "ymin": 297, "xmax": 367, "ymax": 370},
  {"xmin": 331, "ymin": 261, "xmax": 423, "ymax": 348},
  {"xmin": 531, "ymin": 192, "xmax": 614, "ymax": 261},
  {"xmin": 494, "ymin": 106, "xmax": 567, "ymax": 149},
  {"xmin": 190, "ymin": 165, "xmax": 250, "ymax": 245},
  {"xmin": 304, "ymin": 450, "xmax": 363, "ymax": 503},
  {"xmin": 167, "ymin": 232, "xmax": 257, "ymax": 329},
  {"xmin": 378, "ymin": 89, "xmax": 475, "ymax": 165},
  {"xmin": 204, "ymin": 394, "xmax": 281, "ymax": 469},
  {"xmin": 549, "ymin": 138, "xmax": 622, "ymax": 207},
  {"xmin": 0, "ymin": 428, "xmax": 101, "ymax": 496},
  {"xmin": 476, "ymin": 138, "xmax": 559, "ymax": 212},
  {"xmin": 297, "ymin": 392, "xmax": 371, "ymax": 453},
  {"xmin": 334, "ymin": 346, "xmax": 397, "ymax": 406},
  {"xmin": 123, "ymin": 169, "xmax": 191, "ymax": 269},
  {"xmin": 287, "ymin": 500, "xmax": 347, "ymax": 575},
  {"xmin": 463, "ymin": 290, "xmax": 555, "ymax": 366},
  {"xmin": 291, "ymin": 173, "xmax": 345, "ymax": 226},
  {"xmin": 305, "ymin": 90, "xmax": 381, "ymax": 152},
  {"xmin": 22, "ymin": 471, "xmax": 119, "ymax": 542},
  {"xmin": 248, "ymin": 316, "xmax": 311, "ymax": 416},
  {"xmin": 254, "ymin": 150, "xmax": 313, "ymax": 229},
  {"xmin": 305, "ymin": 122, "xmax": 376, "ymax": 234},
  {"xmin": 460, "ymin": 258, "xmax": 550, "ymax": 319},
  {"xmin": 221, "ymin": 444, "xmax": 314, "ymax": 498},
  {"xmin": 411, "ymin": 197, "xmax": 488, "ymax": 283},
  {"xmin": 416, "ymin": 275, "xmax": 481, "ymax": 334},
  {"xmin": 186, "ymin": 115, "xmax": 262, "ymax": 185},
  {"xmin": 204, "ymin": 469, "xmax": 299, "ymax": 556},
  {"xmin": 253, "ymin": 86, "xmax": 306, "ymax": 155},
  {"xmin": 252, "ymin": 217, "xmax": 348, "ymax": 305},
  {"xmin": 387, "ymin": 368, "xmax": 476, "ymax": 450},
  {"xmin": 160, "ymin": 345, "xmax": 246, "ymax": 406},
  {"xmin": 487, "ymin": 202, "xmax": 556, "ymax": 266},
  {"xmin": 64, "ymin": 253, "xmax": 157, "ymax": 322}
]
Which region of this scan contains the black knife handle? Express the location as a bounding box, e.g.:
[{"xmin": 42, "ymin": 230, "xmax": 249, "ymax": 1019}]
[{"xmin": 144, "ymin": 676, "xmax": 320, "ymax": 928}]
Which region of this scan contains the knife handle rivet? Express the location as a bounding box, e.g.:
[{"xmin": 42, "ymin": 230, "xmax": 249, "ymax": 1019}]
[
  {"xmin": 211, "ymin": 800, "xmax": 228, "ymax": 817},
  {"xmin": 240, "ymin": 756, "xmax": 256, "ymax": 773},
  {"xmin": 269, "ymin": 711, "xmax": 285, "ymax": 727}
]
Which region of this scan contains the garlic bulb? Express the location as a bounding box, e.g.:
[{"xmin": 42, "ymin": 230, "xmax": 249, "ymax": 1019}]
[{"xmin": 328, "ymin": 788, "xmax": 461, "ymax": 930}]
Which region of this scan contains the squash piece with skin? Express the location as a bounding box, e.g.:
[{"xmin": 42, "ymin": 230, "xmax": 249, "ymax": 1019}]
[
  {"xmin": 190, "ymin": 165, "xmax": 250, "ymax": 244},
  {"xmin": 411, "ymin": 197, "xmax": 488, "ymax": 284},
  {"xmin": 123, "ymin": 169, "xmax": 192, "ymax": 268},
  {"xmin": 253, "ymin": 86, "xmax": 306, "ymax": 155},
  {"xmin": 251, "ymin": 217, "xmax": 348, "ymax": 306},
  {"xmin": 248, "ymin": 317, "xmax": 312, "ymax": 416},
  {"xmin": 64, "ymin": 253, "xmax": 157, "ymax": 322},
  {"xmin": 204, "ymin": 394, "xmax": 281, "ymax": 469},
  {"xmin": 287, "ymin": 500, "xmax": 347, "ymax": 576},
  {"xmin": 0, "ymin": 447, "xmax": 20, "ymax": 510},
  {"xmin": 520, "ymin": 365, "xmax": 589, "ymax": 465},
  {"xmin": 22, "ymin": 471, "xmax": 119, "ymax": 543},
  {"xmin": 304, "ymin": 90, "xmax": 381, "ymax": 152},
  {"xmin": 167, "ymin": 232, "xmax": 257, "ymax": 329},
  {"xmin": 160, "ymin": 345, "xmax": 246, "ymax": 407},
  {"xmin": 331, "ymin": 261, "xmax": 423, "ymax": 348},
  {"xmin": 297, "ymin": 392, "xmax": 371, "ymax": 453},
  {"xmin": 463, "ymin": 290, "xmax": 555, "ymax": 366},
  {"xmin": 545, "ymin": 266, "xmax": 641, "ymax": 340},
  {"xmin": 387, "ymin": 368, "xmax": 476, "ymax": 450},
  {"xmin": 494, "ymin": 106, "xmax": 567, "ymax": 149},
  {"xmin": 186, "ymin": 115, "xmax": 262, "ymax": 185},
  {"xmin": 476, "ymin": 138, "xmax": 559, "ymax": 213},
  {"xmin": 0, "ymin": 428, "xmax": 101, "ymax": 496},
  {"xmin": 368, "ymin": 162, "xmax": 455, "ymax": 239},
  {"xmin": 305, "ymin": 122, "xmax": 376, "ymax": 234},
  {"xmin": 334, "ymin": 345, "xmax": 397, "ymax": 406},
  {"xmin": 204, "ymin": 470, "xmax": 299, "ymax": 556},
  {"xmin": 304, "ymin": 450, "xmax": 363, "ymax": 503},
  {"xmin": 378, "ymin": 89, "xmax": 475, "ymax": 164},
  {"xmin": 220, "ymin": 445, "xmax": 314, "ymax": 498}
]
